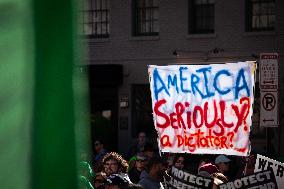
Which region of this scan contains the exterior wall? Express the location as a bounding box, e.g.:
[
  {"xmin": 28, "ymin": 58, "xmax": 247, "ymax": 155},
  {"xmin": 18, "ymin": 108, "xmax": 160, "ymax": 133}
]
[{"xmin": 85, "ymin": 0, "xmax": 284, "ymax": 156}]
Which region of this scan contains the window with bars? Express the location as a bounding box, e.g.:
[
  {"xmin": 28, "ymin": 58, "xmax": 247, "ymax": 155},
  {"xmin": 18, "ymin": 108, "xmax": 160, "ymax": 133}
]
[
  {"xmin": 188, "ymin": 0, "xmax": 215, "ymax": 34},
  {"xmin": 246, "ymin": 0, "xmax": 275, "ymax": 31},
  {"xmin": 133, "ymin": 0, "xmax": 159, "ymax": 36},
  {"xmin": 82, "ymin": 0, "xmax": 110, "ymax": 38}
]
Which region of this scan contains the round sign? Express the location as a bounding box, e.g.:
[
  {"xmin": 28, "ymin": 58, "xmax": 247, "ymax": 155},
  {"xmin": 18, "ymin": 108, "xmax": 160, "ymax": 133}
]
[{"xmin": 262, "ymin": 93, "xmax": 276, "ymax": 111}]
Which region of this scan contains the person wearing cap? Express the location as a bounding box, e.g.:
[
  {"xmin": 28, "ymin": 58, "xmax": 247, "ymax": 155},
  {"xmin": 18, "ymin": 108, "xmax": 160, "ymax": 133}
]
[
  {"xmin": 215, "ymin": 155, "xmax": 231, "ymax": 176},
  {"xmin": 138, "ymin": 156, "xmax": 168, "ymax": 189},
  {"xmin": 128, "ymin": 153, "xmax": 147, "ymax": 184},
  {"xmin": 198, "ymin": 163, "xmax": 219, "ymax": 178},
  {"xmin": 197, "ymin": 163, "xmax": 228, "ymax": 189}
]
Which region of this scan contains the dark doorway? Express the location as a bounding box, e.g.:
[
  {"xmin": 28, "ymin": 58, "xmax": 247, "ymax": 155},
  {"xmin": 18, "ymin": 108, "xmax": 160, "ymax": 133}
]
[{"xmin": 88, "ymin": 65, "xmax": 122, "ymax": 153}]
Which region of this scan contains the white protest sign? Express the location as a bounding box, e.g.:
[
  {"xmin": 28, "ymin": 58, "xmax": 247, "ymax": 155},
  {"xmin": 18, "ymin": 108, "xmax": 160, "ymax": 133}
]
[
  {"xmin": 148, "ymin": 62, "xmax": 256, "ymax": 156},
  {"xmin": 254, "ymin": 154, "xmax": 284, "ymax": 187},
  {"xmin": 219, "ymin": 169, "xmax": 278, "ymax": 189},
  {"xmin": 167, "ymin": 166, "xmax": 213, "ymax": 189}
]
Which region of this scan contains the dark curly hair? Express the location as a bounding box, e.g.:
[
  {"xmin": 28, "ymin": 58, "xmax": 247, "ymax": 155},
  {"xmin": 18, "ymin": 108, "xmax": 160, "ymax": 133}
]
[{"xmin": 102, "ymin": 152, "xmax": 129, "ymax": 173}]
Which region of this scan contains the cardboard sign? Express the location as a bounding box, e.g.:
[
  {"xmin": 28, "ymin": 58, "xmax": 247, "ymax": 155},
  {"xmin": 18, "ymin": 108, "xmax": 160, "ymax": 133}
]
[
  {"xmin": 219, "ymin": 169, "xmax": 278, "ymax": 189},
  {"xmin": 148, "ymin": 62, "xmax": 256, "ymax": 156},
  {"xmin": 167, "ymin": 166, "xmax": 213, "ymax": 189},
  {"xmin": 254, "ymin": 154, "xmax": 284, "ymax": 187}
]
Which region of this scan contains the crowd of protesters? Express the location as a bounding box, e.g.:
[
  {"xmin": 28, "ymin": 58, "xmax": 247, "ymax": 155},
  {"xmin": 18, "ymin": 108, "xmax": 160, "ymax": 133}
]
[{"xmin": 78, "ymin": 132, "xmax": 258, "ymax": 189}]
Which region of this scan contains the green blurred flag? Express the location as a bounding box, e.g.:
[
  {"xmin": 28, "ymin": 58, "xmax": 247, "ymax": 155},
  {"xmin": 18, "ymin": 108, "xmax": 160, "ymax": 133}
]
[
  {"xmin": 0, "ymin": 0, "xmax": 34, "ymax": 188},
  {"xmin": 0, "ymin": 0, "xmax": 89, "ymax": 188}
]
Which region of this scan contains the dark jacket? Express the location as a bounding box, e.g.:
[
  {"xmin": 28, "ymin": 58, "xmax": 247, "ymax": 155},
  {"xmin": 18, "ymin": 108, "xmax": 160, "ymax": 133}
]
[
  {"xmin": 138, "ymin": 170, "xmax": 164, "ymax": 189},
  {"xmin": 128, "ymin": 168, "xmax": 142, "ymax": 184}
]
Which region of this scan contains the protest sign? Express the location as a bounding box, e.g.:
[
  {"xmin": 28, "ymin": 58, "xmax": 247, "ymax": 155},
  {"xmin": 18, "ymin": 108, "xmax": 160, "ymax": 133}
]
[
  {"xmin": 167, "ymin": 166, "xmax": 213, "ymax": 189},
  {"xmin": 148, "ymin": 62, "xmax": 256, "ymax": 156},
  {"xmin": 219, "ymin": 169, "xmax": 278, "ymax": 189},
  {"xmin": 254, "ymin": 154, "xmax": 284, "ymax": 187}
]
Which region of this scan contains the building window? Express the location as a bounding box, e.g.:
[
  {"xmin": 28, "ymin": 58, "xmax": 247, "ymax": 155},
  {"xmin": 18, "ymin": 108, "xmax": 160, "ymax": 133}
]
[
  {"xmin": 246, "ymin": 0, "xmax": 275, "ymax": 31},
  {"xmin": 188, "ymin": 0, "xmax": 215, "ymax": 34},
  {"xmin": 82, "ymin": 0, "xmax": 110, "ymax": 38},
  {"xmin": 133, "ymin": 0, "xmax": 159, "ymax": 36}
]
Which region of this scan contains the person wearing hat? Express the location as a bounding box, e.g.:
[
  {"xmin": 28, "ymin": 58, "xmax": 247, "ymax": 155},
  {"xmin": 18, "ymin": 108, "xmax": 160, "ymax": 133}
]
[
  {"xmin": 215, "ymin": 155, "xmax": 231, "ymax": 176},
  {"xmin": 128, "ymin": 153, "xmax": 147, "ymax": 184},
  {"xmin": 198, "ymin": 163, "xmax": 229, "ymax": 189},
  {"xmin": 198, "ymin": 163, "xmax": 220, "ymax": 178}
]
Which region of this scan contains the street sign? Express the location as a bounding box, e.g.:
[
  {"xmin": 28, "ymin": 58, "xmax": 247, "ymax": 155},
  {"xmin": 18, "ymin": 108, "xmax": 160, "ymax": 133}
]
[
  {"xmin": 260, "ymin": 53, "xmax": 278, "ymax": 91},
  {"xmin": 260, "ymin": 91, "xmax": 278, "ymax": 127}
]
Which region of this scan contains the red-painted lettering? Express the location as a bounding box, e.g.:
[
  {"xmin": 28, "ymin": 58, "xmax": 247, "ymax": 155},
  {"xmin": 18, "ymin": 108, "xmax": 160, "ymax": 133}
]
[
  {"xmin": 232, "ymin": 104, "xmax": 247, "ymax": 133},
  {"xmin": 220, "ymin": 136, "xmax": 228, "ymax": 148},
  {"xmin": 213, "ymin": 119, "xmax": 225, "ymax": 136},
  {"xmin": 186, "ymin": 111, "xmax": 192, "ymax": 129},
  {"xmin": 160, "ymin": 135, "xmax": 172, "ymax": 147},
  {"xmin": 175, "ymin": 102, "xmax": 186, "ymax": 129},
  {"xmin": 219, "ymin": 100, "xmax": 234, "ymax": 128},
  {"xmin": 214, "ymin": 137, "xmax": 220, "ymax": 146},
  {"xmin": 154, "ymin": 99, "xmax": 170, "ymax": 128},
  {"xmin": 204, "ymin": 101, "xmax": 218, "ymax": 128},
  {"xmin": 169, "ymin": 113, "xmax": 178, "ymax": 129},
  {"xmin": 193, "ymin": 105, "xmax": 204, "ymax": 128},
  {"xmin": 177, "ymin": 135, "xmax": 184, "ymax": 147}
]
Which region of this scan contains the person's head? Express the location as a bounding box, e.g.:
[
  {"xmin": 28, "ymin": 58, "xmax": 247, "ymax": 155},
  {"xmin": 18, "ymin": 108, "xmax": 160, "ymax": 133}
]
[
  {"xmin": 102, "ymin": 152, "xmax": 129, "ymax": 176},
  {"xmin": 135, "ymin": 153, "xmax": 147, "ymax": 171},
  {"xmin": 173, "ymin": 155, "xmax": 185, "ymax": 170},
  {"xmin": 94, "ymin": 172, "xmax": 106, "ymax": 189},
  {"xmin": 137, "ymin": 132, "xmax": 146, "ymax": 145},
  {"xmin": 197, "ymin": 158, "xmax": 210, "ymax": 171},
  {"xmin": 94, "ymin": 139, "xmax": 104, "ymax": 153},
  {"xmin": 215, "ymin": 155, "xmax": 230, "ymax": 173},
  {"xmin": 147, "ymin": 156, "xmax": 168, "ymax": 181},
  {"xmin": 143, "ymin": 143, "xmax": 154, "ymax": 159},
  {"xmin": 198, "ymin": 163, "xmax": 219, "ymax": 178},
  {"xmin": 166, "ymin": 153, "xmax": 175, "ymax": 168}
]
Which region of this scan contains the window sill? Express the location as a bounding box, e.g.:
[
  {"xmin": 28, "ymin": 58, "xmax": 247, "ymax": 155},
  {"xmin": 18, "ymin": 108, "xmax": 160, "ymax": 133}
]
[
  {"xmin": 186, "ymin": 33, "xmax": 217, "ymax": 39},
  {"xmin": 86, "ymin": 38, "xmax": 111, "ymax": 43},
  {"xmin": 243, "ymin": 31, "xmax": 276, "ymax": 37},
  {"xmin": 129, "ymin": 35, "xmax": 160, "ymax": 41}
]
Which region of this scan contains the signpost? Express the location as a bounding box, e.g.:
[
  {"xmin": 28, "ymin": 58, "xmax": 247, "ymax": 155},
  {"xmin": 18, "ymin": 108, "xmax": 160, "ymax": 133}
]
[
  {"xmin": 260, "ymin": 53, "xmax": 278, "ymax": 90},
  {"xmin": 260, "ymin": 91, "xmax": 278, "ymax": 127},
  {"xmin": 259, "ymin": 53, "xmax": 279, "ymax": 127}
]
